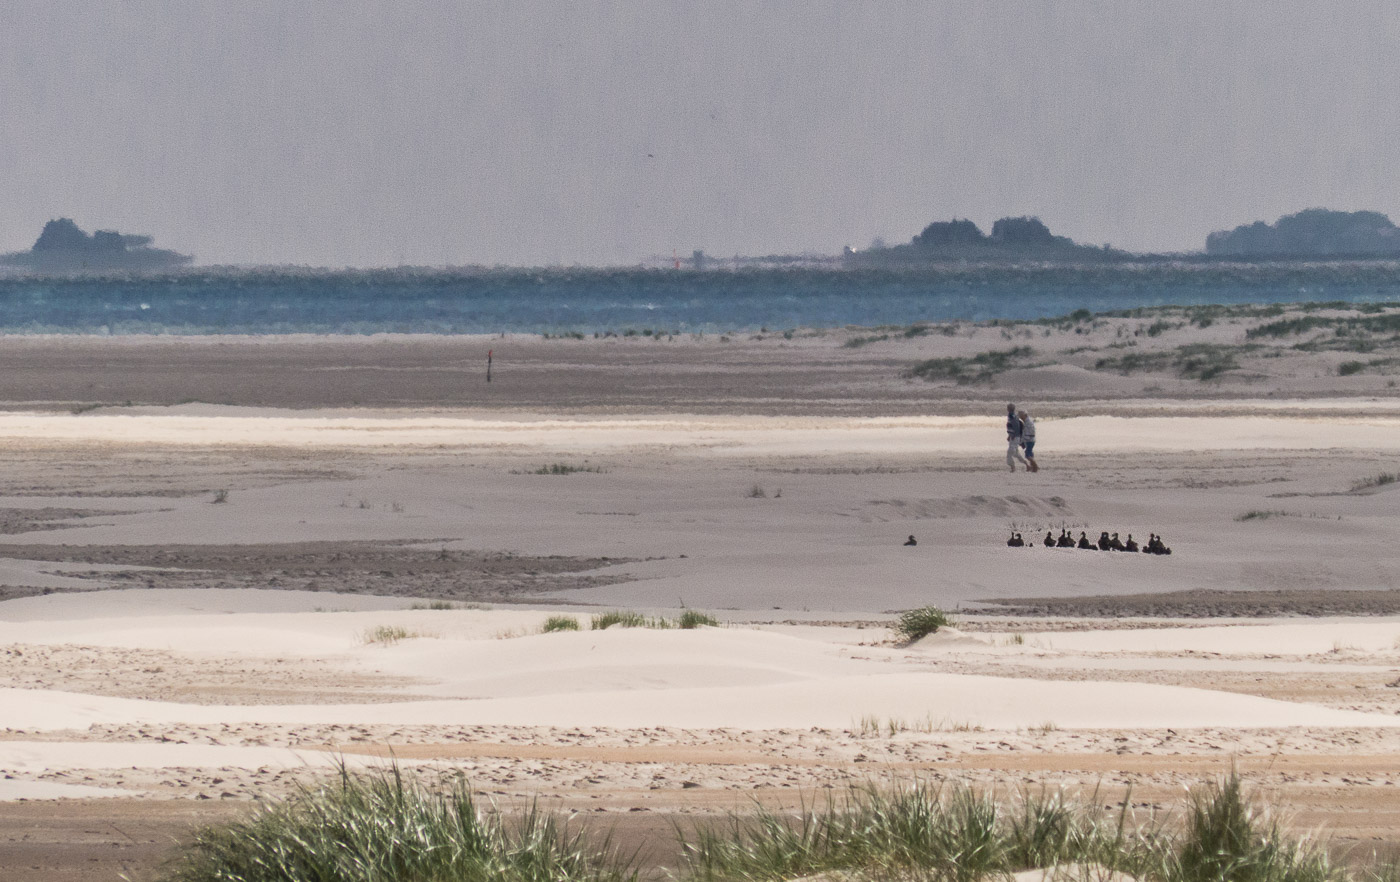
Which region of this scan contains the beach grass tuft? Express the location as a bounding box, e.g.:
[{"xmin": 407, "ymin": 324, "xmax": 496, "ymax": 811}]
[
  {"xmin": 588, "ymin": 609, "xmax": 719, "ymax": 630},
  {"xmin": 360, "ymin": 624, "xmax": 418, "ymax": 646},
  {"xmin": 530, "ymin": 463, "xmax": 603, "ymax": 475},
  {"xmin": 907, "ymin": 346, "xmax": 1035, "ymax": 384},
  {"xmin": 590, "ymin": 610, "xmax": 665, "ymax": 630},
  {"xmin": 156, "ymin": 766, "xmax": 636, "ymax": 882},
  {"xmin": 893, "ymin": 605, "xmax": 953, "ymax": 642},
  {"xmin": 1351, "ymin": 472, "xmax": 1398, "ymax": 492},
  {"xmin": 681, "ymin": 775, "xmax": 1348, "ymax": 882},
  {"xmin": 542, "ymin": 614, "xmax": 582, "ymax": 632},
  {"xmin": 1236, "ymin": 509, "xmax": 1288, "ymax": 521},
  {"xmin": 157, "ymin": 770, "xmax": 1379, "ymax": 882},
  {"xmin": 677, "ymin": 609, "xmax": 719, "ymax": 629}
]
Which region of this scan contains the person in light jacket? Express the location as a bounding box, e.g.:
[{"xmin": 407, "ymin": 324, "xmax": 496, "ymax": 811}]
[{"xmin": 1018, "ymin": 410, "xmax": 1039, "ymax": 472}]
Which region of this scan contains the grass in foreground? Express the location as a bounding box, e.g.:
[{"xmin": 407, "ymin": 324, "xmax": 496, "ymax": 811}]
[
  {"xmin": 682, "ymin": 776, "xmax": 1349, "ymax": 882},
  {"xmin": 158, "ymin": 770, "xmax": 1391, "ymax": 882},
  {"xmin": 158, "ymin": 767, "xmax": 635, "ymax": 882}
]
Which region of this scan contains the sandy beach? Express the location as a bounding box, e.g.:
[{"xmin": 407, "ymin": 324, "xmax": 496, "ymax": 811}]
[{"xmin": 2, "ymin": 304, "xmax": 1400, "ymax": 879}]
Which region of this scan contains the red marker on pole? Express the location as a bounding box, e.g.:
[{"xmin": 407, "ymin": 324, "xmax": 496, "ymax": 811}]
[{"xmin": 487, "ymin": 349, "xmax": 492, "ymax": 383}]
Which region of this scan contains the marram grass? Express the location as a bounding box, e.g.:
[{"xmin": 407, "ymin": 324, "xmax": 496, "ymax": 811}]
[
  {"xmin": 589, "ymin": 609, "xmax": 720, "ymax": 630},
  {"xmin": 157, "ymin": 766, "xmax": 635, "ymax": 882},
  {"xmin": 681, "ymin": 776, "xmax": 1365, "ymax": 882},
  {"xmin": 155, "ymin": 768, "xmax": 1396, "ymax": 882},
  {"xmin": 893, "ymin": 605, "xmax": 953, "ymax": 642}
]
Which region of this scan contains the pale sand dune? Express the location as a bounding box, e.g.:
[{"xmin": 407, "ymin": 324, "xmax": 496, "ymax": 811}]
[
  {"xmin": 0, "ymin": 587, "xmax": 418, "ymax": 621},
  {"xmin": 0, "ymin": 409, "xmax": 1394, "ymax": 454},
  {"xmin": 5, "ymin": 612, "xmax": 1400, "ymax": 733},
  {"xmin": 0, "ymin": 741, "xmax": 361, "ymax": 774},
  {"xmin": 4, "ymin": 672, "xmax": 1394, "ymax": 733},
  {"xmin": 0, "ymin": 778, "xmax": 125, "ymax": 801},
  {"xmin": 1021, "ymin": 620, "xmax": 1400, "ymax": 655}
]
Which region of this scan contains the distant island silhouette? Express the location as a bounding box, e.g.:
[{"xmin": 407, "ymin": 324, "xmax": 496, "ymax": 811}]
[
  {"xmin": 845, "ymin": 215, "xmax": 1127, "ymax": 266},
  {"xmin": 1206, "ymin": 208, "xmax": 1400, "ymax": 258},
  {"xmin": 1, "ymin": 218, "xmax": 192, "ymax": 271},
  {"xmin": 845, "ymin": 208, "xmax": 1400, "ymax": 267}
]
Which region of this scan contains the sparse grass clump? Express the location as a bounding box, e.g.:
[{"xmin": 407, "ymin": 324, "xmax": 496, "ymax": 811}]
[
  {"xmin": 160, "ymin": 769, "xmax": 1380, "ymax": 882},
  {"xmin": 409, "ymin": 600, "xmax": 459, "ymax": 610},
  {"xmin": 1176, "ymin": 342, "xmax": 1247, "ymax": 380},
  {"xmin": 843, "ymin": 333, "xmax": 890, "ymax": 348},
  {"xmin": 158, "ymin": 767, "xmax": 634, "ymax": 882},
  {"xmin": 681, "ymin": 776, "xmax": 1347, "ymax": 882},
  {"xmin": 542, "ymin": 614, "xmax": 581, "ymax": 632},
  {"xmin": 1351, "ymin": 472, "xmax": 1399, "ymax": 492},
  {"xmin": 1162, "ymin": 775, "xmax": 1338, "ymax": 882},
  {"xmin": 908, "ymin": 346, "xmax": 1035, "ymax": 384},
  {"xmin": 677, "ymin": 609, "xmax": 719, "ymax": 629},
  {"xmin": 360, "ymin": 624, "xmax": 416, "ymax": 646},
  {"xmin": 588, "ymin": 609, "xmax": 719, "ymax": 630},
  {"xmin": 1236, "ymin": 509, "xmax": 1287, "ymax": 521},
  {"xmin": 893, "ymin": 605, "xmax": 953, "ymax": 642},
  {"xmin": 590, "ymin": 610, "xmax": 663, "ymax": 630},
  {"xmin": 530, "ymin": 463, "xmax": 603, "ymax": 475},
  {"xmin": 1095, "ymin": 342, "xmax": 1255, "ymax": 381}
]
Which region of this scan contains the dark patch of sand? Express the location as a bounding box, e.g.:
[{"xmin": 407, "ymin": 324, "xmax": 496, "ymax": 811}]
[
  {"xmin": 979, "ymin": 588, "xmax": 1400, "ymax": 618},
  {"xmin": 0, "ymin": 541, "xmax": 631, "ymax": 605}
]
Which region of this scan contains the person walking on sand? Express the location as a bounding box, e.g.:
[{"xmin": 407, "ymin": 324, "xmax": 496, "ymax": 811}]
[
  {"xmin": 1005, "ymin": 403, "xmax": 1028, "ymax": 472},
  {"xmin": 1018, "ymin": 409, "xmax": 1039, "ymax": 472}
]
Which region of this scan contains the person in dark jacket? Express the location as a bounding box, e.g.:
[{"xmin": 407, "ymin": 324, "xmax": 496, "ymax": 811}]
[{"xmin": 1005, "ymin": 403, "xmax": 1028, "ymax": 472}]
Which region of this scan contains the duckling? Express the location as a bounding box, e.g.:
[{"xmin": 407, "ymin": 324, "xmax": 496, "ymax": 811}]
[
  {"xmin": 1077, "ymin": 531, "xmax": 1093, "ymax": 550},
  {"xmin": 904, "ymin": 535, "xmax": 917, "ymax": 546},
  {"xmin": 1124, "ymin": 534, "xmax": 1139, "ymax": 553},
  {"xmin": 1097, "ymin": 531, "xmax": 1112, "ymax": 551}
]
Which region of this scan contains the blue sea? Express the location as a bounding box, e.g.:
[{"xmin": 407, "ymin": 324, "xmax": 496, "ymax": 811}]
[{"xmin": 0, "ymin": 264, "xmax": 1397, "ymax": 335}]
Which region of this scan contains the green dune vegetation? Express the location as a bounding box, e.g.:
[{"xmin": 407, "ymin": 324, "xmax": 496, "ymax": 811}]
[{"xmin": 156, "ymin": 769, "xmax": 1395, "ymax": 882}]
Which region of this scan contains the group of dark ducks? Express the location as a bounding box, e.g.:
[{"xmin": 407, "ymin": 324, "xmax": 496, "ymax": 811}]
[{"xmin": 1006, "ymin": 529, "xmax": 1173, "ymax": 555}]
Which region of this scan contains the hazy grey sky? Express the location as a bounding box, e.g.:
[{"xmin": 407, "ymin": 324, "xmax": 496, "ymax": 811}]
[{"xmin": 3, "ymin": 2, "xmax": 1398, "ymax": 266}]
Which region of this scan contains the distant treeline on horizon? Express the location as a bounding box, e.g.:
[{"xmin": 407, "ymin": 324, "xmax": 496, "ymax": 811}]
[
  {"xmin": 4, "ymin": 208, "xmax": 1400, "ymax": 274},
  {"xmin": 845, "ymin": 208, "xmax": 1400, "ymax": 268}
]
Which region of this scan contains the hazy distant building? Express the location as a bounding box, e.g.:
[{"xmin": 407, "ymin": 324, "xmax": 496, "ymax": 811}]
[
  {"xmin": 1206, "ymin": 209, "xmax": 1400, "ymax": 258},
  {"xmin": 1, "ymin": 218, "xmax": 192, "ymax": 271}
]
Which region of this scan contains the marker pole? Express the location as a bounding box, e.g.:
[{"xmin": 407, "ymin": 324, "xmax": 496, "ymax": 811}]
[{"xmin": 487, "ymin": 350, "xmax": 492, "ymax": 383}]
